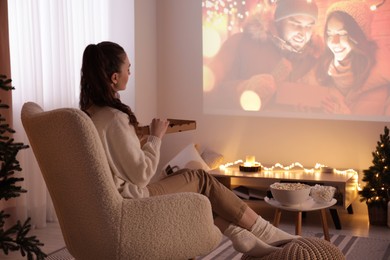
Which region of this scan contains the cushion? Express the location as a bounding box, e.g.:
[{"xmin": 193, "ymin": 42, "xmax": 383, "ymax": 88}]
[
  {"xmin": 162, "ymin": 143, "xmax": 211, "ymax": 175},
  {"xmin": 200, "ymin": 148, "xmax": 224, "ymax": 170}
]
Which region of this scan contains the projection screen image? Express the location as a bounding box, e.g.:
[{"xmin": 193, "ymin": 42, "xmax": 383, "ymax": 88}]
[{"xmin": 202, "ymin": 0, "xmax": 390, "ymax": 121}]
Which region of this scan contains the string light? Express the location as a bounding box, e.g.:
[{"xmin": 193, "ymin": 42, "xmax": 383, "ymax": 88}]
[
  {"xmin": 219, "ymin": 160, "xmax": 361, "ymax": 193},
  {"xmin": 219, "ymin": 160, "xmax": 358, "ymax": 175},
  {"xmin": 370, "ymin": 0, "xmax": 386, "ymax": 11}
]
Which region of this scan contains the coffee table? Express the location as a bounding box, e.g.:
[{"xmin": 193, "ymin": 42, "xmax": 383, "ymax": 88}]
[{"xmin": 264, "ymin": 197, "xmax": 337, "ymax": 241}]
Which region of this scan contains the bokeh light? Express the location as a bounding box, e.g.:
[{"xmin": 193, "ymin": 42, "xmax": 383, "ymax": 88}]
[
  {"xmin": 203, "ymin": 65, "xmax": 216, "ymax": 92},
  {"xmin": 202, "ymin": 27, "xmax": 222, "ymax": 58},
  {"xmin": 240, "ymin": 90, "xmax": 261, "ymax": 111}
]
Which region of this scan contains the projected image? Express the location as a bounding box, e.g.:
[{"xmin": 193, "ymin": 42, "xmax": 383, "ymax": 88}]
[{"xmin": 202, "ymin": 0, "xmax": 390, "ymax": 121}]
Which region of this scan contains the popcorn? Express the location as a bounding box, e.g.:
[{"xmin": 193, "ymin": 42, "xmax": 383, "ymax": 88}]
[
  {"xmin": 270, "ymin": 182, "xmax": 310, "ymax": 190},
  {"xmin": 310, "ymin": 185, "xmax": 336, "ymax": 203}
]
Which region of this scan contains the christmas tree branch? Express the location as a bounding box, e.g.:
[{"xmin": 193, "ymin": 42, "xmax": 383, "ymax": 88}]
[{"xmin": 0, "ymin": 74, "xmax": 46, "ymax": 258}]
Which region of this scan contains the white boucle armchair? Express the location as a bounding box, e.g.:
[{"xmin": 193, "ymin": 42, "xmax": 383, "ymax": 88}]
[{"xmin": 21, "ymin": 102, "xmax": 222, "ymax": 260}]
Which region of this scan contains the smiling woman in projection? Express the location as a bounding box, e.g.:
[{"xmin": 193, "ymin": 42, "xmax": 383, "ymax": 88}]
[{"xmin": 315, "ymin": 0, "xmax": 390, "ymax": 115}]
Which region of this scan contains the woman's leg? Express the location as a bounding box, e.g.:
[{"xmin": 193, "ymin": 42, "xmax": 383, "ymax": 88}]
[
  {"xmin": 216, "ymin": 207, "xmax": 299, "ymax": 248},
  {"xmin": 215, "ymin": 215, "xmax": 282, "ymax": 257},
  {"xmin": 147, "ymin": 169, "xmax": 296, "ymax": 255},
  {"xmin": 148, "ymin": 169, "xmax": 248, "ymax": 224},
  {"xmin": 249, "ymin": 214, "xmax": 300, "ymax": 246},
  {"xmin": 148, "ymin": 169, "xmax": 279, "ymax": 257},
  {"xmin": 237, "ymin": 205, "xmax": 258, "ymax": 229}
]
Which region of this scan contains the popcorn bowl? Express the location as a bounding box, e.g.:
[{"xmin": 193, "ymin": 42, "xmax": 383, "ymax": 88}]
[
  {"xmin": 310, "ymin": 185, "xmax": 336, "ymax": 203},
  {"xmin": 270, "ymin": 182, "xmax": 311, "ymax": 206}
]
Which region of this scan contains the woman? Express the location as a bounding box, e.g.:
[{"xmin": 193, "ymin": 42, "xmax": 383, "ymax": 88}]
[
  {"xmin": 316, "ymin": 0, "xmax": 390, "ymax": 115},
  {"xmin": 79, "ymin": 41, "xmax": 298, "ymax": 258}
]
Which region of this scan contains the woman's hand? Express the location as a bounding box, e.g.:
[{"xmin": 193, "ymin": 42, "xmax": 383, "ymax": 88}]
[{"xmin": 150, "ymin": 118, "xmax": 169, "ymax": 139}]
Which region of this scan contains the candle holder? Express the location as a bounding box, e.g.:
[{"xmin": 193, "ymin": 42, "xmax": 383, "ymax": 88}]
[
  {"xmin": 239, "ymin": 163, "xmax": 261, "ymax": 172},
  {"xmin": 320, "ymin": 166, "xmax": 334, "ymax": 174},
  {"xmin": 240, "ymin": 155, "xmax": 261, "ymax": 172}
]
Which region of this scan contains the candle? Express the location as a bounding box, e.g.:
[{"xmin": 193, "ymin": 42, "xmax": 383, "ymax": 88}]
[{"xmin": 246, "ymin": 155, "xmax": 255, "ymax": 165}]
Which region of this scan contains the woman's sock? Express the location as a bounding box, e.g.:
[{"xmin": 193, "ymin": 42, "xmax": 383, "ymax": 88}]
[
  {"xmin": 250, "ymin": 216, "xmax": 300, "ymax": 246},
  {"xmin": 224, "ymin": 224, "xmax": 282, "ymax": 257}
]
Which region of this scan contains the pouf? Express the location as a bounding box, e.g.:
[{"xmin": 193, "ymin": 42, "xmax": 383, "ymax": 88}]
[{"xmin": 241, "ymin": 237, "xmax": 345, "ymax": 260}]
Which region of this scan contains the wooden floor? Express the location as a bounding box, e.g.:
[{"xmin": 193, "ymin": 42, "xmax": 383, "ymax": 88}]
[{"xmin": 2, "ymin": 199, "xmax": 390, "ymax": 259}]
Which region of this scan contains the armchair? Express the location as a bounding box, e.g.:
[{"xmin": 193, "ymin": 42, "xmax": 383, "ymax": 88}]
[{"xmin": 21, "ymin": 102, "xmax": 222, "ymax": 260}]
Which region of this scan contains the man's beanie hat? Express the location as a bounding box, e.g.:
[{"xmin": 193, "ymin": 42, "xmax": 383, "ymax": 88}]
[
  {"xmin": 326, "ymin": 0, "xmax": 373, "ymax": 38},
  {"xmin": 274, "ymin": 0, "xmax": 318, "ymax": 22}
]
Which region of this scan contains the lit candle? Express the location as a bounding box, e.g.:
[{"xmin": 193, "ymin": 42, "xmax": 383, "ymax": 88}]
[
  {"xmin": 240, "ymin": 156, "xmax": 260, "ymax": 172},
  {"xmin": 245, "ymin": 155, "xmax": 255, "ymax": 166}
]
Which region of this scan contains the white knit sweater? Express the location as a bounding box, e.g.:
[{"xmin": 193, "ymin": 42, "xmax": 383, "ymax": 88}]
[{"xmin": 87, "ymin": 105, "xmax": 161, "ymax": 198}]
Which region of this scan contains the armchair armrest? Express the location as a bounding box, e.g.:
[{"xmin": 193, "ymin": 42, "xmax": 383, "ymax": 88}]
[{"xmin": 119, "ymin": 192, "xmax": 222, "ymax": 259}]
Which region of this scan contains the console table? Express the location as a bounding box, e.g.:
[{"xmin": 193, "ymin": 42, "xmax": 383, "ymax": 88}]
[{"xmin": 209, "ymin": 166, "xmax": 359, "ymax": 229}]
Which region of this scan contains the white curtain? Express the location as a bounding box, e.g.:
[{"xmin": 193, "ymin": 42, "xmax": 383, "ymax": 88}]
[{"xmin": 8, "ymin": 0, "xmax": 110, "ymax": 228}]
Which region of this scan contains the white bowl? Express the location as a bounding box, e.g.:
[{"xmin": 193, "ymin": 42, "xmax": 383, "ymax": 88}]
[
  {"xmin": 310, "ymin": 185, "xmax": 336, "ymax": 203},
  {"xmin": 270, "ymin": 182, "xmax": 311, "ymax": 206}
]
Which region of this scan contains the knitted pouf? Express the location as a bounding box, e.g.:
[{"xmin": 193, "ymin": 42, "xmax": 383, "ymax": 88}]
[{"xmin": 241, "ymin": 237, "xmax": 345, "ymax": 260}]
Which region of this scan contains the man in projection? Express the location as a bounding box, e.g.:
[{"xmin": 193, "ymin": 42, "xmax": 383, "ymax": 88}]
[{"xmin": 206, "ymin": 0, "xmax": 323, "ymax": 113}]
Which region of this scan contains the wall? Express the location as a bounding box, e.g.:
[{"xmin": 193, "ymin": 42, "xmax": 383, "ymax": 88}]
[
  {"xmin": 154, "ymin": 0, "xmax": 387, "ymax": 213},
  {"xmin": 109, "ymin": 0, "xmax": 136, "ymax": 113},
  {"xmin": 134, "ymin": 0, "xmax": 157, "ymax": 125}
]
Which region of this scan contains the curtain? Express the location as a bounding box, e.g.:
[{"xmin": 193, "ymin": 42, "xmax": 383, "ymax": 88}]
[{"xmin": 8, "ymin": 0, "xmax": 110, "ymax": 228}]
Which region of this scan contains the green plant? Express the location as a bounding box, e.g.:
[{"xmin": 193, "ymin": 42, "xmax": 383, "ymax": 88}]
[
  {"xmin": 0, "ymin": 75, "xmax": 46, "ymax": 259},
  {"xmin": 359, "ymin": 126, "xmax": 390, "ymax": 206}
]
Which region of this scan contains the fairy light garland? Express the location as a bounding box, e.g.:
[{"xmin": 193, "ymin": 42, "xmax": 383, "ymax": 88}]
[
  {"xmin": 219, "ymin": 159, "xmax": 361, "ymax": 192},
  {"xmin": 219, "ymin": 160, "xmax": 358, "ymax": 175}
]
